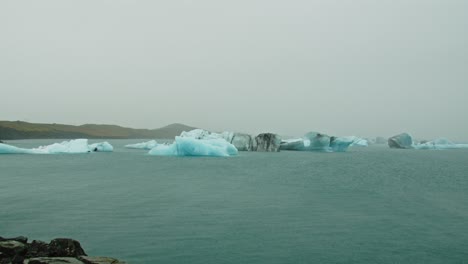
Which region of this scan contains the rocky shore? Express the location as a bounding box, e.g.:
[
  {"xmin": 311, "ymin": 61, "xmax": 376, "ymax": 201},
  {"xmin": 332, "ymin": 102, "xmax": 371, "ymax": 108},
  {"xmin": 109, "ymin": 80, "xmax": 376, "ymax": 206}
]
[{"xmin": 0, "ymin": 236, "xmax": 126, "ymax": 264}]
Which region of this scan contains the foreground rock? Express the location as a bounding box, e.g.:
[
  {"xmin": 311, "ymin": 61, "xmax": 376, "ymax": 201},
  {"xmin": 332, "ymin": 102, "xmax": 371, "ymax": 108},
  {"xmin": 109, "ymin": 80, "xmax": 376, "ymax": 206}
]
[
  {"xmin": 0, "ymin": 236, "xmax": 126, "ymax": 264},
  {"xmin": 388, "ymin": 133, "xmax": 414, "ymax": 149}
]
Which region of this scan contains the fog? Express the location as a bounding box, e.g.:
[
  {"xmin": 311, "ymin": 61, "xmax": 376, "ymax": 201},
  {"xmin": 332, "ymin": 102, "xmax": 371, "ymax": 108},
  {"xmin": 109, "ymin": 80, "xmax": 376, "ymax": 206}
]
[{"xmin": 1, "ymin": 0, "xmax": 467, "ymax": 140}]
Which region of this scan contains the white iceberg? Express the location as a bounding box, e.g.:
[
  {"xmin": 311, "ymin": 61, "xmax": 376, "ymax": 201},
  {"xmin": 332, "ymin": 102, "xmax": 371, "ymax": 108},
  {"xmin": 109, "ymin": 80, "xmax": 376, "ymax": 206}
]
[
  {"xmin": 148, "ymin": 136, "xmax": 238, "ymax": 157},
  {"xmin": 414, "ymin": 138, "xmax": 468, "ymax": 150},
  {"xmin": 0, "ymin": 139, "xmax": 114, "ymax": 154},
  {"xmin": 89, "ymin": 141, "xmax": 114, "ymax": 152},
  {"xmin": 125, "ymin": 140, "xmax": 158, "ymax": 150}
]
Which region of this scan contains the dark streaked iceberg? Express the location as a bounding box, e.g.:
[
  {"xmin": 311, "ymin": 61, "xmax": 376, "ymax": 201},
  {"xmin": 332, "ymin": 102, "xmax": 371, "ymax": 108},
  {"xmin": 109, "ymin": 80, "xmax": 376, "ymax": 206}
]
[
  {"xmin": 388, "ymin": 133, "xmax": 414, "ymax": 149},
  {"xmin": 255, "ymin": 133, "xmax": 282, "ymax": 152}
]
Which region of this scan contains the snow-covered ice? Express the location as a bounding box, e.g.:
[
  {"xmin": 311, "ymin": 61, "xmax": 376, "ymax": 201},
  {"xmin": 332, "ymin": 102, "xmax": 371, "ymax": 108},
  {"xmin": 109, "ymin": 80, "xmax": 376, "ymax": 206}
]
[{"xmin": 0, "ymin": 139, "xmax": 114, "ymax": 154}]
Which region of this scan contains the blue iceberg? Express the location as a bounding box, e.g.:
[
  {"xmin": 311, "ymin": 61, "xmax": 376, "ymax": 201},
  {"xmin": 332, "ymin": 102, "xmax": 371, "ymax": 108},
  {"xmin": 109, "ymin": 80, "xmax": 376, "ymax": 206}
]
[{"xmin": 148, "ymin": 137, "xmax": 238, "ymax": 157}]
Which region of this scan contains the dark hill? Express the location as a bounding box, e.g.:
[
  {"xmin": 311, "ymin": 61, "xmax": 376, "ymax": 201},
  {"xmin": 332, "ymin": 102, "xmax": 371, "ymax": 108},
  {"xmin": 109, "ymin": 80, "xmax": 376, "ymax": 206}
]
[{"xmin": 0, "ymin": 121, "xmax": 197, "ymax": 140}]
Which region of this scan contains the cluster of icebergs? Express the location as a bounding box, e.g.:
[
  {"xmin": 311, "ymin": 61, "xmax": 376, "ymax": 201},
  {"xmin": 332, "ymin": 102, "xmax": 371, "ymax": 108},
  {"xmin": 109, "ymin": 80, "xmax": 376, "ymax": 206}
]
[
  {"xmin": 1, "ymin": 130, "xmax": 466, "ymax": 157},
  {"xmin": 0, "ymin": 139, "xmax": 113, "ymax": 154},
  {"xmin": 388, "ymin": 133, "xmax": 468, "ymax": 150},
  {"xmin": 122, "ymin": 129, "xmax": 371, "ymax": 156}
]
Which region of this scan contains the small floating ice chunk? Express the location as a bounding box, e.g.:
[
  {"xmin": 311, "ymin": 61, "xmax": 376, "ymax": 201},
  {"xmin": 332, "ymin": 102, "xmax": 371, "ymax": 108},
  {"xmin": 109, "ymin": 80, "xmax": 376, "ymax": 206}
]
[{"xmin": 125, "ymin": 140, "xmax": 158, "ymax": 150}]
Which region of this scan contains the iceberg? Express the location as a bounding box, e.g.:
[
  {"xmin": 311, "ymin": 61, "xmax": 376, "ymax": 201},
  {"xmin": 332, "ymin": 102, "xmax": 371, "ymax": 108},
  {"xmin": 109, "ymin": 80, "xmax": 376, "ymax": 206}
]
[
  {"xmin": 230, "ymin": 133, "xmax": 257, "ymax": 151},
  {"xmin": 125, "ymin": 140, "xmax": 158, "ymax": 150},
  {"xmin": 88, "ymin": 141, "xmax": 114, "ymax": 152},
  {"xmin": 280, "ymin": 133, "xmax": 367, "ymax": 152},
  {"xmin": 0, "ymin": 139, "xmax": 114, "ymax": 154},
  {"xmin": 388, "ymin": 133, "xmax": 414, "ymax": 149},
  {"xmin": 180, "ymin": 129, "xmax": 258, "ymax": 151},
  {"xmin": 329, "ymin": 136, "xmax": 356, "ymax": 152},
  {"xmin": 255, "ymin": 133, "xmax": 282, "ymax": 152},
  {"xmin": 280, "ymin": 132, "xmax": 331, "ymax": 152},
  {"xmin": 148, "ymin": 136, "xmax": 238, "ymax": 157},
  {"xmin": 414, "ymin": 138, "xmax": 468, "ymax": 150}
]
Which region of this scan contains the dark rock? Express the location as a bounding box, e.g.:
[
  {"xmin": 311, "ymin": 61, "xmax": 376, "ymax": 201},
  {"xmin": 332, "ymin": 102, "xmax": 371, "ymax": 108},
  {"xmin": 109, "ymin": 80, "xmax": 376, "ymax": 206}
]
[
  {"xmin": 388, "ymin": 133, "xmax": 413, "ymax": 149},
  {"xmin": 255, "ymin": 133, "xmax": 282, "ymax": 152},
  {"xmin": 0, "ymin": 237, "xmax": 27, "ymax": 244},
  {"xmin": 25, "ymin": 257, "xmax": 84, "ymax": 264},
  {"xmin": 79, "ymin": 256, "xmax": 127, "ymax": 264},
  {"xmin": 48, "ymin": 239, "xmax": 86, "ymax": 257},
  {"xmin": 1, "ymin": 236, "xmax": 123, "ymax": 264},
  {"xmin": 26, "ymin": 240, "xmax": 49, "ymax": 258},
  {"xmin": 0, "ymin": 240, "xmax": 26, "ymax": 256}
]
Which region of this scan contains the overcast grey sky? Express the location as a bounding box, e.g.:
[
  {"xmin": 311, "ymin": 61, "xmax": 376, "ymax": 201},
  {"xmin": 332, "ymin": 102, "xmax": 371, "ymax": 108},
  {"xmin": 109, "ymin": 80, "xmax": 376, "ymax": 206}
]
[{"xmin": 1, "ymin": 0, "xmax": 467, "ymax": 140}]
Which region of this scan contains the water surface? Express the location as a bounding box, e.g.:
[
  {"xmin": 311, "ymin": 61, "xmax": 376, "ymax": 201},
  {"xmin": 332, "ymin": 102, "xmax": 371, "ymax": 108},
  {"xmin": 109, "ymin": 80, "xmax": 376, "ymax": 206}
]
[{"xmin": 1, "ymin": 139, "xmax": 468, "ymax": 263}]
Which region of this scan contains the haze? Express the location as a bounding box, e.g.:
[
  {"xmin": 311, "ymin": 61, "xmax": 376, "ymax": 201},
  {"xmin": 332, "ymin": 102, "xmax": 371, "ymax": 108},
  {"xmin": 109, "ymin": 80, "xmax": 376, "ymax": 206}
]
[{"xmin": 1, "ymin": 0, "xmax": 467, "ymax": 140}]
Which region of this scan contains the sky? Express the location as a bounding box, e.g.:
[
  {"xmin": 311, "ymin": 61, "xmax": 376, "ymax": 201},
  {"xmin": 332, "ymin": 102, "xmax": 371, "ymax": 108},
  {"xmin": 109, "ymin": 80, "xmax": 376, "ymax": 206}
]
[{"xmin": 1, "ymin": 0, "xmax": 467, "ymax": 140}]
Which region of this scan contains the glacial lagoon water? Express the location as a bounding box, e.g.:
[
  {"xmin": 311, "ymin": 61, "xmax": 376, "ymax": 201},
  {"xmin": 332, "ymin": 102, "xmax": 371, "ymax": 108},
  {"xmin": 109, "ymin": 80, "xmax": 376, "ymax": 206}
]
[{"xmin": 1, "ymin": 139, "xmax": 468, "ymax": 263}]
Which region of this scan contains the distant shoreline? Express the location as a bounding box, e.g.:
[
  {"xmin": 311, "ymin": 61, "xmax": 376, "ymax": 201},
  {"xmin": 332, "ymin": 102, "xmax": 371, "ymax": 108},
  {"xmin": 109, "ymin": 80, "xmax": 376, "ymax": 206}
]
[{"xmin": 0, "ymin": 120, "xmax": 196, "ymax": 140}]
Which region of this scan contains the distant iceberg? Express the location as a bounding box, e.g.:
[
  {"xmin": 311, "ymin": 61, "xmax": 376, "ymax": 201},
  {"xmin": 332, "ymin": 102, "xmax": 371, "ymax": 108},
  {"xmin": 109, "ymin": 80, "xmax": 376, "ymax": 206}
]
[
  {"xmin": 388, "ymin": 133, "xmax": 468, "ymax": 150},
  {"xmin": 388, "ymin": 133, "xmax": 414, "ymax": 149},
  {"xmin": 414, "ymin": 138, "xmax": 468, "ymax": 150},
  {"xmin": 280, "ymin": 132, "xmax": 361, "ymax": 152},
  {"xmin": 125, "ymin": 140, "xmax": 158, "ymax": 150},
  {"xmin": 88, "ymin": 141, "xmax": 114, "ymax": 152},
  {"xmin": 180, "ymin": 129, "xmax": 259, "ymax": 151},
  {"xmin": 148, "ymin": 136, "xmax": 238, "ymax": 157},
  {"xmin": 0, "ymin": 139, "xmax": 114, "ymax": 154}
]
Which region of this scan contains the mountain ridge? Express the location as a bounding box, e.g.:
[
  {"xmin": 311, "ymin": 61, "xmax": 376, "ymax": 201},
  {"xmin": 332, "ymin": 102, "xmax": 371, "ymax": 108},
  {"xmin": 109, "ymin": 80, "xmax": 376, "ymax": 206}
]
[{"xmin": 0, "ymin": 121, "xmax": 197, "ymax": 140}]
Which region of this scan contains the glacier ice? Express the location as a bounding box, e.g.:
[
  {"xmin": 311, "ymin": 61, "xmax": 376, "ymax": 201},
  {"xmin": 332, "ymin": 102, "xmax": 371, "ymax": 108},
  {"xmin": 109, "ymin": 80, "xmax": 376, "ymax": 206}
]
[
  {"xmin": 180, "ymin": 129, "xmax": 257, "ymax": 151},
  {"xmin": 125, "ymin": 140, "xmax": 158, "ymax": 150},
  {"xmin": 329, "ymin": 137, "xmax": 356, "ymax": 152},
  {"xmin": 148, "ymin": 136, "xmax": 238, "ymax": 157},
  {"xmin": 281, "ymin": 132, "xmax": 332, "ymax": 152},
  {"xmin": 0, "ymin": 139, "xmax": 114, "ymax": 154},
  {"xmin": 255, "ymin": 133, "xmax": 282, "ymax": 152},
  {"xmin": 88, "ymin": 141, "xmax": 114, "ymax": 152},
  {"xmin": 388, "ymin": 133, "xmax": 414, "ymax": 149},
  {"xmin": 388, "ymin": 133, "xmax": 468, "ymax": 150},
  {"xmin": 280, "ymin": 133, "xmax": 366, "ymax": 152},
  {"xmin": 414, "ymin": 138, "xmax": 468, "ymax": 150}
]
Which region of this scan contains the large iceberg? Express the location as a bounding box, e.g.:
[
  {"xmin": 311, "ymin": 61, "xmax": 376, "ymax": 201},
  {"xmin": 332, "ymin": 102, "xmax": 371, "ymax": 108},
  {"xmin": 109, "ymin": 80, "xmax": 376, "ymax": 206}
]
[
  {"xmin": 125, "ymin": 140, "xmax": 158, "ymax": 150},
  {"xmin": 281, "ymin": 132, "xmax": 332, "ymax": 152},
  {"xmin": 280, "ymin": 133, "xmax": 365, "ymax": 152},
  {"xmin": 148, "ymin": 136, "xmax": 238, "ymax": 157},
  {"xmin": 255, "ymin": 133, "xmax": 282, "ymax": 152},
  {"xmin": 388, "ymin": 133, "xmax": 414, "ymax": 149},
  {"xmin": 0, "ymin": 139, "xmax": 113, "ymax": 154},
  {"xmin": 329, "ymin": 136, "xmax": 356, "ymax": 152},
  {"xmin": 180, "ymin": 129, "xmax": 258, "ymax": 151}
]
